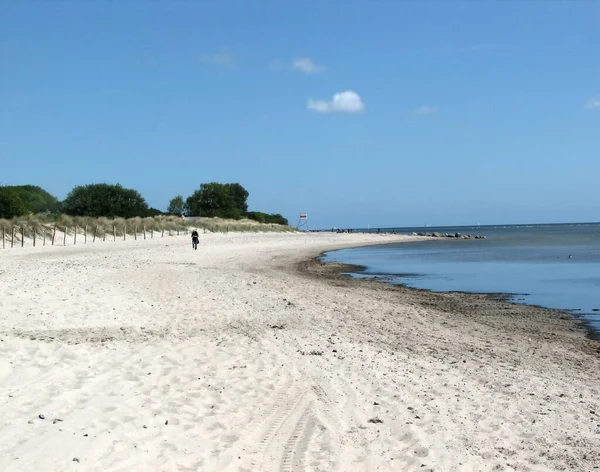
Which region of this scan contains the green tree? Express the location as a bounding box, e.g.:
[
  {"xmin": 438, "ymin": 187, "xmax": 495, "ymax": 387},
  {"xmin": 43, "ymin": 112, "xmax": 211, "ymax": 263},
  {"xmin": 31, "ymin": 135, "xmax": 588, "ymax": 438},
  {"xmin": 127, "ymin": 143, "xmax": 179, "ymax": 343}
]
[
  {"xmin": 185, "ymin": 182, "xmax": 249, "ymax": 219},
  {"xmin": 62, "ymin": 183, "xmax": 149, "ymax": 218},
  {"xmin": 167, "ymin": 195, "xmax": 186, "ymax": 215},
  {"xmin": 225, "ymin": 183, "xmax": 249, "ymax": 215},
  {"xmin": 2, "ymin": 185, "xmax": 60, "ymax": 214},
  {"xmin": 0, "ymin": 187, "xmax": 28, "ymax": 219}
]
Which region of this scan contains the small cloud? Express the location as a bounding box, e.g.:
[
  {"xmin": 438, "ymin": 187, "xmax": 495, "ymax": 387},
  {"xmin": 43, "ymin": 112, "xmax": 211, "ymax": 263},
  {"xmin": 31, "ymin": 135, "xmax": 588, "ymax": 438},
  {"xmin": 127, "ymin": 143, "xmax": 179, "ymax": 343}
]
[
  {"xmin": 307, "ymin": 90, "xmax": 364, "ymax": 113},
  {"xmin": 584, "ymin": 98, "xmax": 600, "ymax": 109},
  {"xmin": 292, "ymin": 57, "xmax": 325, "ymax": 74},
  {"xmin": 414, "ymin": 105, "xmax": 437, "ymax": 116},
  {"xmin": 201, "ymin": 48, "xmax": 234, "ymax": 68}
]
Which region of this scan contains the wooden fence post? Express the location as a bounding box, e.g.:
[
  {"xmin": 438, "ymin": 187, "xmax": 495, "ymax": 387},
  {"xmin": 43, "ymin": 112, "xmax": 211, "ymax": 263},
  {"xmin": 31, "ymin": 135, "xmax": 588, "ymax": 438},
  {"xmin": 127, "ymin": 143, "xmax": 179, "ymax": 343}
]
[
  {"xmin": 123, "ymin": 223, "xmax": 126, "ymax": 240},
  {"xmin": 21, "ymin": 227, "xmax": 24, "ymax": 247},
  {"xmin": 177, "ymin": 228, "xmax": 179, "ymax": 236},
  {"xmin": 143, "ymin": 226, "xmax": 146, "ymax": 240},
  {"xmin": 134, "ymin": 226, "xmax": 137, "ymax": 240},
  {"xmin": 93, "ymin": 226, "xmax": 97, "ymax": 243},
  {"xmin": 151, "ymin": 228, "xmax": 153, "ymax": 239},
  {"xmin": 84, "ymin": 226, "xmax": 87, "ymax": 244},
  {"xmin": 52, "ymin": 225, "xmax": 56, "ymax": 245},
  {"xmin": 74, "ymin": 226, "xmax": 77, "ymax": 245},
  {"xmin": 64, "ymin": 227, "xmax": 67, "ymax": 246},
  {"xmin": 43, "ymin": 229, "xmax": 46, "ymax": 246},
  {"xmin": 2, "ymin": 227, "xmax": 5, "ymax": 249},
  {"xmin": 162, "ymin": 229, "xmax": 164, "ymax": 238},
  {"xmin": 103, "ymin": 226, "xmax": 106, "ymax": 242},
  {"xmin": 113, "ymin": 226, "xmax": 116, "ymax": 241},
  {"xmin": 12, "ymin": 227, "xmax": 15, "ymax": 248},
  {"xmin": 33, "ymin": 229, "xmax": 36, "ymax": 247}
]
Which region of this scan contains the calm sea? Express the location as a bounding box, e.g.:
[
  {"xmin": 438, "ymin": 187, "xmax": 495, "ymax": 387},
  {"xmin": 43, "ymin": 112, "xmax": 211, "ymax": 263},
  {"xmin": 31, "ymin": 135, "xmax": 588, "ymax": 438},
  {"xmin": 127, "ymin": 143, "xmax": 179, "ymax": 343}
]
[{"xmin": 322, "ymin": 223, "xmax": 600, "ymax": 339}]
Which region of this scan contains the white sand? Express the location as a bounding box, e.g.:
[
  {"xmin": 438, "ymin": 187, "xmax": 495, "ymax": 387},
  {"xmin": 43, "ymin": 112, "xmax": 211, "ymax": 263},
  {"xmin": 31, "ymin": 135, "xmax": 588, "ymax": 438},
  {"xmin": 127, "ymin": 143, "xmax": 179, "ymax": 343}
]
[{"xmin": 1, "ymin": 232, "xmax": 599, "ymax": 471}]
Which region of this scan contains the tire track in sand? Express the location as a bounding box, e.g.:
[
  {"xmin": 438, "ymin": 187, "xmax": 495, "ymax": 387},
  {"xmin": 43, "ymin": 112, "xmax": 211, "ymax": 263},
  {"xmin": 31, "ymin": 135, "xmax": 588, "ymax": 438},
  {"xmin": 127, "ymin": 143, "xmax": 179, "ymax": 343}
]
[{"xmin": 239, "ymin": 382, "xmax": 338, "ymax": 472}]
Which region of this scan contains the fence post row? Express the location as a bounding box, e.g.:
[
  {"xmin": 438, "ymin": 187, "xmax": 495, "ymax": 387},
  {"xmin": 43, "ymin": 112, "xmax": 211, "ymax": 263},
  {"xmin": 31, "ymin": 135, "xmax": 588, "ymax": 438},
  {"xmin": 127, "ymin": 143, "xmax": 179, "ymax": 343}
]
[{"xmin": 0, "ymin": 221, "xmax": 198, "ymax": 249}]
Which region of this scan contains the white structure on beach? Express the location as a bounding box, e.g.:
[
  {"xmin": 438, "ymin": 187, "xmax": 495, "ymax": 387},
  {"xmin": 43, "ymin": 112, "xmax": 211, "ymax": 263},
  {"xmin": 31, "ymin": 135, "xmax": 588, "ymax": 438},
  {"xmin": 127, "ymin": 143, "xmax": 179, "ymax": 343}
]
[{"xmin": 296, "ymin": 213, "xmax": 309, "ymax": 231}]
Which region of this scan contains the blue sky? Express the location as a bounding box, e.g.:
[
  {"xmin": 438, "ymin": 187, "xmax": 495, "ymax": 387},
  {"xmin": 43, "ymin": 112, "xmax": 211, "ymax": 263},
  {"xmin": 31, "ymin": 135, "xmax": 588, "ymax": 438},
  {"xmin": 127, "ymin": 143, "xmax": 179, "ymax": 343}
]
[{"xmin": 1, "ymin": 1, "xmax": 599, "ymax": 228}]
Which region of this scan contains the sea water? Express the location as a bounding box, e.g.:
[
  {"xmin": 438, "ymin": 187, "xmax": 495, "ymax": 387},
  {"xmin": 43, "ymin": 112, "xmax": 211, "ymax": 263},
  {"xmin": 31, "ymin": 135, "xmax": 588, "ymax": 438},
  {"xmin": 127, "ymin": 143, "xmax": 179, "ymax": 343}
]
[{"xmin": 322, "ymin": 223, "xmax": 600, "ymax": 339}]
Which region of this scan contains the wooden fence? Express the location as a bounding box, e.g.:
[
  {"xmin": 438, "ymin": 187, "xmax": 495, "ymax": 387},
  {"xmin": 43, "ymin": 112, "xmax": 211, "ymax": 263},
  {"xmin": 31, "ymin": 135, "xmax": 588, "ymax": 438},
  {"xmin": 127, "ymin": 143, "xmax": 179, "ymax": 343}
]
[{"xmin": 0, "ymin": 225, "xmax": 210, "ymax": 249}]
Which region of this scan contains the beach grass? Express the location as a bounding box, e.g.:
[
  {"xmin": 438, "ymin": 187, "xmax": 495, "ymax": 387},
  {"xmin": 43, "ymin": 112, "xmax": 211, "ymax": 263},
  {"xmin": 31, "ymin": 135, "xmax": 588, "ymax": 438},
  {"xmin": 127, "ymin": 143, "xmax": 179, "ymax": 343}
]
[{"xmin": 0, "ymin": 214, "xmax": 295, "ymax": 244}]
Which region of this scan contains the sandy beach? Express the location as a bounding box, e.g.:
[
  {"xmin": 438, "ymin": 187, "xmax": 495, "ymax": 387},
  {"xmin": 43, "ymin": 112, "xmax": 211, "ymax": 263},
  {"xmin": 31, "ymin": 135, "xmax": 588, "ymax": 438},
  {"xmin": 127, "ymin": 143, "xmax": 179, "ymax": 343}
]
[{"xmin": 1, "ymin": 232, "xmax": 599, "ymax": 472}]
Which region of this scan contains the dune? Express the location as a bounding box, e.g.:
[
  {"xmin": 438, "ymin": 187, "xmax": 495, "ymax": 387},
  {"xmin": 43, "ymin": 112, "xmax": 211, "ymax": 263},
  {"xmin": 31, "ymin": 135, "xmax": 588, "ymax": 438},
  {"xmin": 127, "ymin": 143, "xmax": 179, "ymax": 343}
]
[{"xmin": 0, "ymin": 232, "xmax": 598, "ymax": 471}]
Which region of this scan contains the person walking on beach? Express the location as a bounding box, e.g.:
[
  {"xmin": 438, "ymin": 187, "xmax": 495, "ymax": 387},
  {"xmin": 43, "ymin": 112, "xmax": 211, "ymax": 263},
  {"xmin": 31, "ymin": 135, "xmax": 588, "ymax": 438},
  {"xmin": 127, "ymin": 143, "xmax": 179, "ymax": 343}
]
[{"xmin": 191, "ymin": 229, "xmax": 199, "ymax": 250}]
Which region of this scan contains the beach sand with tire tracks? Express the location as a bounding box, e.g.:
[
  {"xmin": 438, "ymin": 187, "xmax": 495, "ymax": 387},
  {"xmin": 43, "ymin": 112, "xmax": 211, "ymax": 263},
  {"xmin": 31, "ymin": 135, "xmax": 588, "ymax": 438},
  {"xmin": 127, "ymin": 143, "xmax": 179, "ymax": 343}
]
[{"xmin": 1, "ymin": 232, "xmax": 599, "ymax": 471}]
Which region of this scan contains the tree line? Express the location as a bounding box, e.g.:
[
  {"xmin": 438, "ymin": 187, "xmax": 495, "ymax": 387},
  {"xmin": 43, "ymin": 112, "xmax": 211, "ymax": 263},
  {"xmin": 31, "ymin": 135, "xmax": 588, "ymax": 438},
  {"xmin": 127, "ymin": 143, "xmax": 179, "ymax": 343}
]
[{"xmin": 0, "ymin": 183, "xmax": 288, "ymax": 225}]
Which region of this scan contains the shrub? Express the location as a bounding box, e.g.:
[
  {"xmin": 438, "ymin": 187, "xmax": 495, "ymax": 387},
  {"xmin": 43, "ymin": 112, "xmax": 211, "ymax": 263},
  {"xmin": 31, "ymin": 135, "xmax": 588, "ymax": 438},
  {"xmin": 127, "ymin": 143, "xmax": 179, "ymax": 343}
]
[
  {"xmin": 1, "ymin": 185, "xmax": 60, "ymax": 214},
  {"xmin": 185, "ymin": 182, "xmax": 248, "ymax": 219},
  {"xmin": 62, "ymin": 183, "xmax": 149, "ymax": 218},
  {"xmin": 0, "ymin": 188, "xmax": 28, "ymax": 219},
  {"xmin": 247, "ymin": 211, "xmax": 289, "ymax": 226}
]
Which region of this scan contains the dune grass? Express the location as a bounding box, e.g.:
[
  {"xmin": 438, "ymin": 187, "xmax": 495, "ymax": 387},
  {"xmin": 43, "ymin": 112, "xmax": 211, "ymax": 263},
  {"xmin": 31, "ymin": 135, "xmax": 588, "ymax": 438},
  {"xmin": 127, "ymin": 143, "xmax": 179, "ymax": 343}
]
[{"xmin": 0, "ymin": 214, "xmax": 295, "ymax": 245}]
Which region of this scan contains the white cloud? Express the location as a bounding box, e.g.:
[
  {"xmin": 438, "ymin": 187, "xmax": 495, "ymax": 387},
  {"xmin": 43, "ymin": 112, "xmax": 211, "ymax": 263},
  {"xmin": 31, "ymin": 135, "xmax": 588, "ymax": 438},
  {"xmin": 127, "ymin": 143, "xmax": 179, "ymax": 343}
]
[
  {"xmin": 292, "ymin": 57, "xmax": 325, "ymax": 74},
  {"xmin": 307, "ymin": 91, "xmax": 364, "ymax": 113},
  {"xmin": 201, "ymin": 48, "xmax": 234, "ymax": 68},
  {"xmin": 414, "ymin": 105, "xmax": 437, "ymax": 116},
  {"xmin": 584, "ymin": 98, "xmax": 600, "ymax": 109}
]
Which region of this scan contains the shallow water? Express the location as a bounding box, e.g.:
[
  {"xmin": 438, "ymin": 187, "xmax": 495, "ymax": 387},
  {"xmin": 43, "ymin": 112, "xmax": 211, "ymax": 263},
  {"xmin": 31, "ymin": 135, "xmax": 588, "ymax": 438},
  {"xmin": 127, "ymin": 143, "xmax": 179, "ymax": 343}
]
[{"xmin": 322, "ymin": 223, "xmax": 600, "ymax": 339}]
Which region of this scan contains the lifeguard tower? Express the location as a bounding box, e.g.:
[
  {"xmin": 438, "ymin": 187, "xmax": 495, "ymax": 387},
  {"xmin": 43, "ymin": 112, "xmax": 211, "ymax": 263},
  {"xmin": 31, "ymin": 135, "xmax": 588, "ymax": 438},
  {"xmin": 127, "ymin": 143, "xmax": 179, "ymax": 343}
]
[{"xmin": 296, "ymin": 213, "xmax": 309, "ymax": 231}]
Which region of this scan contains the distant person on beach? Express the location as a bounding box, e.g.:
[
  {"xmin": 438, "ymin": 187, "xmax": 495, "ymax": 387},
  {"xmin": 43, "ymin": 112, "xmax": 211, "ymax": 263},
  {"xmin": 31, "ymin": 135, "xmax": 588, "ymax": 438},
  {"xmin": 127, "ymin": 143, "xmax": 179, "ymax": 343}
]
[{"xmin": 191, "ymin": 229, "xmax": 199, "ymax": 250}]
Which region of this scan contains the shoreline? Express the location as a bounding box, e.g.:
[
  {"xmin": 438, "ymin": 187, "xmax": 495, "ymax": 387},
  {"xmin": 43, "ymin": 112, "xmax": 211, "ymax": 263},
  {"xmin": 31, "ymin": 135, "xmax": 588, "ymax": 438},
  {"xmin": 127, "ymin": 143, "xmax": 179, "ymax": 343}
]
[
  {"xmin": 312, "ymin": 250, "xmax": 600, "ymax": 343},
  {"xmin": 295, "ymin": 251, "xmax": 600, "ymax": 359}
]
